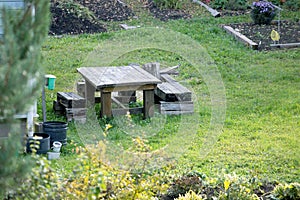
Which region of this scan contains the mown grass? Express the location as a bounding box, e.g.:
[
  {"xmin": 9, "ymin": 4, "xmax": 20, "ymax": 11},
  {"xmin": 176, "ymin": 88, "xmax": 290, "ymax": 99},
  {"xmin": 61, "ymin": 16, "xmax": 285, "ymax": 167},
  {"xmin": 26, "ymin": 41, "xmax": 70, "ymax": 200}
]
[{"xmin": 41, "ymin": 3, "xmax": 299, "ymax": 183}]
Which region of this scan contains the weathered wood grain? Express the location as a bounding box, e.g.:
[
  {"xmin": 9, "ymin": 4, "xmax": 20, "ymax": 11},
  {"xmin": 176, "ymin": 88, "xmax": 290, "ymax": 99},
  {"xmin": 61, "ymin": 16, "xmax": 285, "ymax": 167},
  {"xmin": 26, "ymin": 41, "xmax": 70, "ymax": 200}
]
[
  {"xmin": 143, "ymin": 89, "xmax": 155, "ymax": 118},
  {"xmin": 156, "ymin": 74, "xmax": 192, "ymax": 102},
  {"xmin": 270, "ymin": 43, "xmax": 300, "ymax": 49},
  {"xmin": 192, "ymin": 0, "xmax": 220, "ymax": 17},
  {"xmin": 101, "ymin": 92, "xmax": 112, "ymax": 118},
  {"xmin": 57, "ymin": 92, "xmax": 85, "ymax": 108},
  {"xmin": 77, "ymin": 66, "xmax": 161, "ymax": 90},
  {"xmin": 222, "ymin": 25, "xmax": 258, "ymax": 50},
  {"xmin": 160, "ymin": 65, "xmax": 180, "ymax": 75},
  {"xmin": 159, "ymin": 101, "xmax": 194, "ymax": 115}
]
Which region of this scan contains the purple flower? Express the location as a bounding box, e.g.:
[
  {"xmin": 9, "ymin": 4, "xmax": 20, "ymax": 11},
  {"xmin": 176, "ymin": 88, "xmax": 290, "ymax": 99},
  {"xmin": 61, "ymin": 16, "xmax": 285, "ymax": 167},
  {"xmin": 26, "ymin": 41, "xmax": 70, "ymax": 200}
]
[{"xmin": 252, "ymin": 0, "xmax": 275, "ymax": 14}]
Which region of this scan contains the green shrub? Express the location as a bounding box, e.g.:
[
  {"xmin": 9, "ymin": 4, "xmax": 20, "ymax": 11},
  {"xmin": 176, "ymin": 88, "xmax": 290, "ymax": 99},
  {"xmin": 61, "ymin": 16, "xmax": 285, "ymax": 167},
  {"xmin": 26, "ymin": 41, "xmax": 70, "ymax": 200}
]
[
  {"xmin": 272, "ymin": 182, "xmax": 300, "ymax": 200},
  {"xmin": 166, "ymin": 171, "xmax": 209, "ymax": 198},
  {"xmin": 210, "ymin": 0, "xmax": 249, "ymax": 10},
  {"xmin": 283, "ymin": 0, "xmax": 300, "ymax": 11},
  {"xmin": 9, "ymin": 156, "xmax": 64, "ymax": 199},
  {"xmin": 218, "ymin": 174, "xmax": 260, "ymax": 200},
  {"xmin": 175, "ymin": 190, "xmax": 204, "ymax": 200},
  {"xmin": 153, "ymin": 0, "xmax": 184, "ymax": 9},
  {"xmin": 56, "ymin": 0, "xmax": 97, "ymax": 21}
]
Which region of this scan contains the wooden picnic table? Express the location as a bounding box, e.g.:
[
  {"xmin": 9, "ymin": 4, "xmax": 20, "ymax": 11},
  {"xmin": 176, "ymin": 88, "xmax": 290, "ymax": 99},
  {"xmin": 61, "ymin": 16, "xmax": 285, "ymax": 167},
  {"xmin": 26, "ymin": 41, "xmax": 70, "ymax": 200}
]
[{"xmin": 77, "ymin": 66, "xmax": 162, "ymax": 118}]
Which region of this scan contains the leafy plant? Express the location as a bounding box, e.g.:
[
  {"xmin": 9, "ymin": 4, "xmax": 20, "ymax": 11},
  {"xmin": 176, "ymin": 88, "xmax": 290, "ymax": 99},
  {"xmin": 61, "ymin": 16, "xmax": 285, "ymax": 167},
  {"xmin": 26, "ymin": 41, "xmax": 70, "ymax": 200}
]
[
  {"xmin": 10, "ymin": 156, "xmax": 64, "ymax": 199},
  {"xmin": 165, "ymin": 171, "xmax": 209, "ymax": 199},
  {"xmin": 56, "ymin": 0, "xmax": 97, "ymax": 22},
  {"xmin": 272, "ymin": 182, "xmax": 300, "ymax": 200},
  {"xmin": 153, "ymin": 0, "xmax": 184, "ymax": 9},
  {"xmin": 282, "ymin": 0, "xmax": 300, "ymax": 11},
  {"xmin": 210, "ymin": 0, "xmax": 249, "ymax": 10},
  {"xmin": 176, "ymin": 190, "xmax": 204, "ymax": 200},
  {"xmin": 251, "ymin": 0, "xmax": 277, "ymax": 25}
]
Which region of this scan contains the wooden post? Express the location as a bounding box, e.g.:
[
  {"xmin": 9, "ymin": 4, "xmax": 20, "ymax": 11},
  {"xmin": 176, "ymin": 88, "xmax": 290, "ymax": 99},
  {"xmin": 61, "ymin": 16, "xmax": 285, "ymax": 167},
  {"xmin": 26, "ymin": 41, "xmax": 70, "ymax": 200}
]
[
  {"xmin": 101, "ymin": 91, "xmax": 112, "ymax": 118},
  {"xmin": 143, "ymin": 89, "xmax": 155, "ymax": 118},
  {"xmin": 143, "ymin": 62, "xmax": 161, "ymax": 79},
  {"xmin": 85, "ymin": 80, "xmax": 95, "ymax": 107},
  {"xmin": 77, "ymin": 81, "xmax": 86, "ymax": 97}
]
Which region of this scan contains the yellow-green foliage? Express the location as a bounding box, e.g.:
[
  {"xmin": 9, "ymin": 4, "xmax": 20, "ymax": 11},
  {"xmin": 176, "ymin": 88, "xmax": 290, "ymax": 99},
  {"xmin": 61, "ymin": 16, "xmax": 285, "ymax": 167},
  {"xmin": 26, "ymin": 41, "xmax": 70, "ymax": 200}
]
[
  {"xmin": 272, "ymin": 182, "xmax": 300, "ymax": 200},
  {"xmin": 218, "ymin": 174, "xmax": 259, "ymax": 200},
  {"xmin": 175, "ymin": 190, "xmax": 204, "ymax": 200},
  {"xmin": 11, "ymin": 140, "xmax": 170, "ymax": 199},
  {"xmin": 13, "ymin": 156, "xmax": 63, "ymax": 199}
]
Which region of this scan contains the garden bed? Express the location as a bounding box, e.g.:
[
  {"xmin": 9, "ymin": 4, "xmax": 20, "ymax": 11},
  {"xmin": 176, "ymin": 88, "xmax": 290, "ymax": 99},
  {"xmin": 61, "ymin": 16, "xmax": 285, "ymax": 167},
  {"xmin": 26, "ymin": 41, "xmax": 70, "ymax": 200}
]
[{"xmin": 224, "ymin": 20, "xmax": 300, "ymax": 51}]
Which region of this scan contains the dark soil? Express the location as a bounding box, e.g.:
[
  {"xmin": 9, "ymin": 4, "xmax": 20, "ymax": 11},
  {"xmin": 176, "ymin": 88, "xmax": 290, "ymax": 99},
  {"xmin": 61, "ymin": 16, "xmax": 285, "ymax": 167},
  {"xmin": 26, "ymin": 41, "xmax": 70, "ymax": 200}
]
[
  {"xmin": 49, "ymin": 0, "xmax": 300, "ymax": 51},
  {"xmin": 49, "ymin": 0, "xmax": 134, "ymax": 35},
  {"xmin": 50, "ymin": 1, "xmax": 106, "ymax": 35},
  {"xmin": 219, "ymin": 9, "xmax": 250, "ymax": 17},
  {"xmin": 146, "ymin": 0, "xmax": 191, "ymax": 21},
  {"xmin": 75, "ymin": 0, "xmax": 134, "ymax": 21},
  {"xmin": 229, "ymin": 20, "xmax": 300, "ymax": 51}
]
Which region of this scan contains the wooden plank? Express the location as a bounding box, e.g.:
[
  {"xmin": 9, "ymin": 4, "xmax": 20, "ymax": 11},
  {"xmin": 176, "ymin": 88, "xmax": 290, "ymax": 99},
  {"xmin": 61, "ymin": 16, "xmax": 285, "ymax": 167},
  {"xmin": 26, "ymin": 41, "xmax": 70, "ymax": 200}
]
[
  {"xmin": 66, "ymin": 108, "xmax": 87, "ymax": 123},
  {"xmin": 100, "ymin": 92, "xmax": 112, "ymax": 118},
  {"xmin": 156, "ymin": 75, "xmax": 192, "ymax": 102},
  {"xmin": 270, "ymin": 43, "xmax": 300, "ymax": 49},
  {"xmin": 112, "ymin": 96, "xmax": 126, "ymax": 109},
  {"xmin": 77, "ymin": 81, "xmax": 86, "ymax": 97},
  {"xmin": 85, "ymin": 80, "xmax": 96, "ymax": 106},
  {"xmin": 119, "ymin": 24, "xmax": 140, "ymax": 30},
  {"xmin": 143, "ymin": 62, "xmax": 161, "ymax": 79},
  {"xmin": 77, "ymin": 66, "xmax": 161, "ymax": 90},
  {"xmin": 57, "ymin": 92, "xmax": 85, "ymax": 108},
  {"xmin": 160, "ymin": 110, "xmax": 194, "ymax": 115},
  {"xmin": 159, "ymin": 101, "xmax": 194, "ymax": 115},
  {"xmin": 222, "ymin": 25, "xmax": 258, "ymax": 50},
  {"xmin": 53, "ymin": 100, "xmax": 65, "ymax": 115},
  {"xmin": 160, "ymin": 74, "xmax": 177, "ymax": 82},
  {"xmin": 101, "ymin": 84, "xmax": 157, "ymax": 93},
  {"xmin": 143, "ymin": 89, "xmax": 155, "ymax": 118},
  {"xmin": 118, "ymin": 91, "xmax": 136, "ymax": 96},
  {"xmin": 160, "ymin": 101, "xmax": 194, "ymax": 111},
  {"xmin": 192, "ymin": 0, "xmax": 220, "ymax": 17},
  {"xmin": 160, "ymin": 65, "xmax": 180, "ymax": 75}
]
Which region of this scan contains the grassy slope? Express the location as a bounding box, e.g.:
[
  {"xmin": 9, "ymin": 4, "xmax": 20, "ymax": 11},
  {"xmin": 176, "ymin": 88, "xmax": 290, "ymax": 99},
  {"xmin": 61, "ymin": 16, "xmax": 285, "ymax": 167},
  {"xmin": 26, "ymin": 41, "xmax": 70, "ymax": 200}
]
[{"xmin": 41, "ymin": 3, "xmax": 299, "ymax": 182}]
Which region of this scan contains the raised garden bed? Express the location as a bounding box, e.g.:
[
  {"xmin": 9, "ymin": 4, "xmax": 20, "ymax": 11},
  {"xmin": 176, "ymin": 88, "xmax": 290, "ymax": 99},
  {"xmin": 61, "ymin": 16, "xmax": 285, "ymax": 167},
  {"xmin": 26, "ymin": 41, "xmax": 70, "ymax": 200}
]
[{"xmin": 223, "ymin": 20, "xmax": 300, "ymax": 51}]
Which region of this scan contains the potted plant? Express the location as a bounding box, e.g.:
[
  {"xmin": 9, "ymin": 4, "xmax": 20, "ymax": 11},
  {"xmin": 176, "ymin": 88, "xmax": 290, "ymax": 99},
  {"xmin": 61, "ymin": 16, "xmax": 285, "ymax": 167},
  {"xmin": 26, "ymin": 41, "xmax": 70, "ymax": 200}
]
[{"xmin": 251, "ymin": 0, "xmax": 276, "ymax": 25}]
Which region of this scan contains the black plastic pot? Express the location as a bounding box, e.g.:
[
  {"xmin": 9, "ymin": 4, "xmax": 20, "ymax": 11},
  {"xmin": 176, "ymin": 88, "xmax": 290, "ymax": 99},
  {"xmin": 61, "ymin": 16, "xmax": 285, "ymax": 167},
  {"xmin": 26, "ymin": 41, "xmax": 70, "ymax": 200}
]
[
  {"xmin": 43, "ymin": 121, "xmax": 68, "ymax": 146},
  {"xmin": 27, "ymin": 133, "xmax": 50, "ymax": 154}
]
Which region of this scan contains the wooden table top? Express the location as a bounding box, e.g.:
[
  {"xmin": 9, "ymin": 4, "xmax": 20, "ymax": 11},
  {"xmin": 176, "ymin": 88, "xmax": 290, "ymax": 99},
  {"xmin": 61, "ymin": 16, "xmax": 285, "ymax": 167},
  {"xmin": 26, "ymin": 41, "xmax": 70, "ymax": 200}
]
[{"xmin": 77, "ymin": 66, "xmax": 162, "ymax": 90}]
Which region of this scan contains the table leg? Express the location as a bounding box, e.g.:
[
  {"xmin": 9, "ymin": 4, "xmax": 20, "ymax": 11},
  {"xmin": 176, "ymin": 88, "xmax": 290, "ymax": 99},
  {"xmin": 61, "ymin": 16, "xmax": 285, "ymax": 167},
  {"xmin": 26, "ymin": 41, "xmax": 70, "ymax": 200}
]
[
  {"xmin": 143, "ymin": 89, "xmax": 155, "ymax": 119},
  {"xmin": 101, "ymin": 91, "xmax": 112, "ymax": 118},
  {"xmin": 85, "ymin": 80, "xmax": 95, "ymax": 107}
]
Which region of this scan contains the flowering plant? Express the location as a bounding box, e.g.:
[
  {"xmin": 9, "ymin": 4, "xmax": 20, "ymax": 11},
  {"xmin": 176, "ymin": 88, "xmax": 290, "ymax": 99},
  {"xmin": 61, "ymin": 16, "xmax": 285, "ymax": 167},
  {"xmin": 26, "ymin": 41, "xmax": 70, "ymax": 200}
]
[{"xmin": 251, "ymin": 0, "xmax": 276, "ymax": 25}]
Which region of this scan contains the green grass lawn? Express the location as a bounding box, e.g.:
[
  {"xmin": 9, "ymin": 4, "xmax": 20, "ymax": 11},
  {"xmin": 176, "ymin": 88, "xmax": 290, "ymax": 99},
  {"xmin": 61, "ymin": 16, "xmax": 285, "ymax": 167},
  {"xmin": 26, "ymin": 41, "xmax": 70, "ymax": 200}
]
[{"xmin": 41, "ymin": 4, "xmax": 299, "ymax": 183}]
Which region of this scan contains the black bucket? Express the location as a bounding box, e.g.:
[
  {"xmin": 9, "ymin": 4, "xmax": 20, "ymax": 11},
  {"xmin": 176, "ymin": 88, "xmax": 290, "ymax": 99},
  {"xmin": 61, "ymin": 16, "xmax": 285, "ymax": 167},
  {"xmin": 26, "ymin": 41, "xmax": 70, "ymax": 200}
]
[
  {"xmin": 43, "ymin": 121, "xmax": 68, "ymax": 146},
  {"xmin": 27, "ymin": 133, "xmax": 50, "ymax": 154}
]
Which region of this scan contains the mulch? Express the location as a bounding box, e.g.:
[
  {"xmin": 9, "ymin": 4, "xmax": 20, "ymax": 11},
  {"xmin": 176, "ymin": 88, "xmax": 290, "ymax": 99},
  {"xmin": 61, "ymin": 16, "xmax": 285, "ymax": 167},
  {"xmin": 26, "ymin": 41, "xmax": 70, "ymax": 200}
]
[
  {"xmin": 49, "ymin": 0, "xmax": 134, "ymax": 35},
  {"xmin": 49, "ymin": 0, "xmax": 191, "ymax": 35},
  {"xmin": 229, "ymin": 20, "xmax": 300, "ymax": 51},
  {"xmin": 146, "ymin": 0, "xmax": 191, "ymax": 21},
  {"xmin": 49, "ymin": 0, "xmax": 299, "ymax": 51}
]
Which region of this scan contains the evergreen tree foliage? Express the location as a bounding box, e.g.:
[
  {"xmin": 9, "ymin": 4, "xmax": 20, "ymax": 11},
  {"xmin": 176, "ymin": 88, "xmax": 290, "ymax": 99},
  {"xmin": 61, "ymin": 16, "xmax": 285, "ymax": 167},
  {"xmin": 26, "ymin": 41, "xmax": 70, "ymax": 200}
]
[
  {"xmin": 0, "ymin": 0, "xmax": 50, "ymax": 197},
  {"xmin": 0, "ymin": 0, "xmax": 50, "ymax": 122}
]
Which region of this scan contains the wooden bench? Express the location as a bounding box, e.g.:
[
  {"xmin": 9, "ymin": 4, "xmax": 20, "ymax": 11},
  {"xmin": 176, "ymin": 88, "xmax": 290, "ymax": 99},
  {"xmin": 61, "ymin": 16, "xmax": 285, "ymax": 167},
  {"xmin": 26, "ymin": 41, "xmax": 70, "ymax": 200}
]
[
  {"xmin": 155, "ymin": 74, "xmax": 192, "ymax": 102},
  {"xmin": 53, "ymin": 92, "xmax": 86, "ymax": 122}
]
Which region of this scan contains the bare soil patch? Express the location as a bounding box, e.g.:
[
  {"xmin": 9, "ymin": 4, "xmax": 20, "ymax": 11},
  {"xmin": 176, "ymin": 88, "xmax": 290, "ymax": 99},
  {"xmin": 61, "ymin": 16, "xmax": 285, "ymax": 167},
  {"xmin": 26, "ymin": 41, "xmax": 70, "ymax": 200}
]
[{"xmin": 229, "ymin": 20, "xmax": 300, "ymax": 51}]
